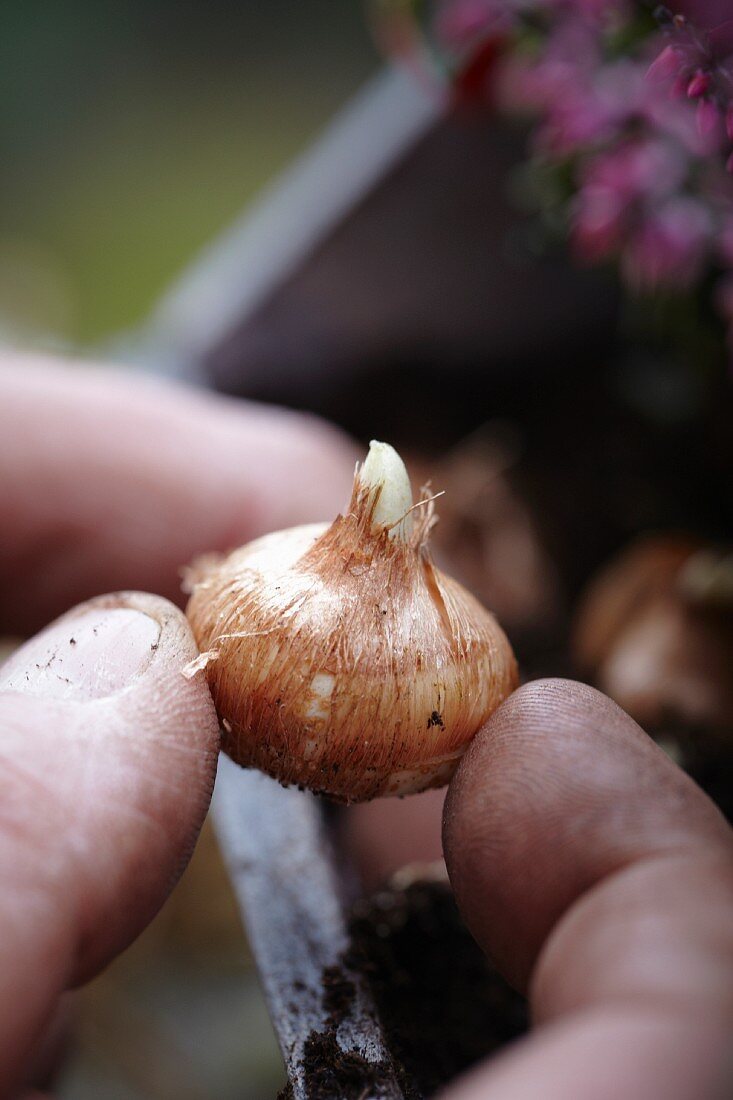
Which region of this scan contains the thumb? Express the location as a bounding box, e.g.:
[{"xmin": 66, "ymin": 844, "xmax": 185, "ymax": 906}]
[{"xmin": 0, "ymin": 593, "xmax": 219, "ymax": 1095}]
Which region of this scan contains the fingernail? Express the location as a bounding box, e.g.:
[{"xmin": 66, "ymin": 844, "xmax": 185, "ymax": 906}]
[{"xmin": 0, "ymin": 606, "xmax": 161, "ymax": 701}]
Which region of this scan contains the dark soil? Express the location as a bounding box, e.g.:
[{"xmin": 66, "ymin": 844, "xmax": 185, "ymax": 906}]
[
  {"xmin": 320, "ymin": 965, "xmax": 356, "ymax": 1023},
  {"xmin": 300, "ymin": 1030, "xmax": 399, "ymax": 1099},
  {"xmin": 298, "ymin": 962, "xmax": 400, "ymax": 1098},
  {"xmin": 277, "ymin": 955, "xmax": 406, "ymax": 1099},
  {"xmin": 346, "ymin": 879, "xmax": 528, "ymax": 1098}
]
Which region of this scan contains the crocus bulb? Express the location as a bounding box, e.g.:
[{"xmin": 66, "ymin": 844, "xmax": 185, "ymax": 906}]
[
  {"xmin": 573, "ymin": 535, "xmax": 733, "ymax": 737},
  {"xmin": 185, "ymin": 441, "xmax": 518, "ymax": 802}
]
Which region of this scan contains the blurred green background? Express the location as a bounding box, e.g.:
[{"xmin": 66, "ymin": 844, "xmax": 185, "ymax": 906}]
[{"xmin": 0, "ymin": 0, "xmax": 378, "ymax": 347}]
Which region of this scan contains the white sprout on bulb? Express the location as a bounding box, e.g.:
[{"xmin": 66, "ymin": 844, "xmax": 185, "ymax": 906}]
[
  {"xmin": 360, "ymin": 440, "xmax": 414, "ymax": 541},
  {"xmin": 303, "ymin": 440, "xmax": 414, "ymax": 730}
]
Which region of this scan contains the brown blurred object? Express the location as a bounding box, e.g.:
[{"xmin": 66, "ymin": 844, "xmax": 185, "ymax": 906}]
[
  {"xmin": 406, "ymin": 427, "xmax": 562, "ymax": 651},
  {"xmin": 573, "ymin": 534, "xmax": 733, "ymax": 739},
  {"xmin": 341, "ymin": 788, "xmax": 446, "ymax": 894}
]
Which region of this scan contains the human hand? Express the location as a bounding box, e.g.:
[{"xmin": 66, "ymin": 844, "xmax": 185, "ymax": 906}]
[
  {"xmin": 3, "ymin": 356, "xmax": 733, "ymax": 1100},
  {"xmin": 0, "ymin": 352, "xmax": 355, "ymax": 1096},
  {"xmin": 0, "ymin": 352, "xmax": 355, "ymax": 636},
  {"xmin": 445, "ymin": 680, "xmax": 733, "ymax": 1099}
]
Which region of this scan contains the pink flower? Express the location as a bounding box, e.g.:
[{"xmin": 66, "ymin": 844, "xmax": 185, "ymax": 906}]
[
  {"xmin": 697, "ymin": 96, "xmax": 721, "ymax": 138},
  {"xmin": 571, "ymin": 185, "xmax": 626, "ymax": 260},
  {"xmin": 687, "ymin": 69, "xmax": 712, "ymax": 97},
  {"xmin": 427, "ymin": 0, "xmax": 733, "ymax": 317},
  {"xmin": 581, "ymin": 139, "xmax": 688, "ymax": 205},
  {"xmin": 647, "ymin": 44, "xmax": 684, "ymax": 83},
  {"xmin": 643, "ymin": 81, "xmax": 718, "ymax": 156},
  {"xmin": 643, "ymin": 15, "xmax": 732, "ymax": 147},
  {"xmin": 532, "ymin": 59, "xmax": 644, "ymax": 154},
  {"xmin": 434, "ymin": 0, "xmax": 511, "ymax": 51},
  {"xmin": 540, "ymin": 0, "xmax": 630, "ymax": 17},
  {"xmin": 622, "ymin": 198, "xmax": 712, "ymax": 290}
]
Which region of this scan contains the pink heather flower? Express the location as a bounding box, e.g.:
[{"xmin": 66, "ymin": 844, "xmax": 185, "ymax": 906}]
[
  {"xmin": 622, "ymin": 197, "xmax": 712, "ymax": 290},
  {"xmin": 581, "ymin": 139, "xmax": 688, "ymax": 205},
  {"xmin": 540, "ymin": 0, "xmax": 631, "ymax": 17},
  {"xmin": 532, "ymin": 58, "xmax": 644, "ymax": 155},
  {"xmin": 510, "ymin": 57, "xmax": 579, "ymax": 114},
  {"xmin": 644, "ymin": 80, "xmax": 718, "ymax": 156},
  {"xmin": 572, "ymin": 137, "xmax": 694, "ymax": 267},
  {"xmin": 537, "ymin": 93, "xmax": 619, "ymax": 154},
  {"xmin": 434, "ymin": 0, "xmax": 512, "ymax": 51},
  {"xmin": 687, "ymin": 69, "xmax": 712, "ymax": 96},
  {"xmin": 697, "ymin": 96, "xmax": 721, "ymax": 137},
  {"xmin": 682, "ymin": 3, "xmax": 733, "ymax": 54},
  {"xmin": 571, "ymin": 185, "xmax": 626, "ymax": 260},
  {"xmin": 647, "ymin": 44, "xmax": 684, "ymax": 83},
  {"xmin": 672, "ymin": 71, "xmax": 692, "ymax": 98},
  {"xmin": 429, "ymin": 0, "xmax": 733, "ymax": 313},
  {"xmin": 644, "ymin": 15, "xmax": 732, "ymax": 138}
]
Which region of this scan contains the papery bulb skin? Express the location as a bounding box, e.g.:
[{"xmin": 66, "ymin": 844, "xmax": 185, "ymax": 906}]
[{"xmin": 185, "ymin": 442, "xmax": 518, "ymax": 802}]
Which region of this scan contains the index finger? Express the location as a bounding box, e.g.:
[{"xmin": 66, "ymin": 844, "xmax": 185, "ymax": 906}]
[
  {"xmin": 443, "ymin": 679, "xmax": 733, "ymax": 1099},
  {"xmin": 0, "ymin": 353, "xmax": 356, "ymax": 635}
]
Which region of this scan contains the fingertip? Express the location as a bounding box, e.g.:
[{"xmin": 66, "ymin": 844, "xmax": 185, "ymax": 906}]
[
  {"xmin": 0, "ymin": 591, "xmax": 219, "ymax": 985},
  {"xmin": 442, "ymin": 678, "xmax": 728, "ymax": 988},
  {"xmin": 0, "ymin": 592, "xmax": 220, "ymax": 760},
  {"xmin": 0, "ymin": 594, "xmax": 162, "ymax": 701},
  {"xmin": 0, "ymin": 362, "xmax": 359, "ymax": 634}
]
